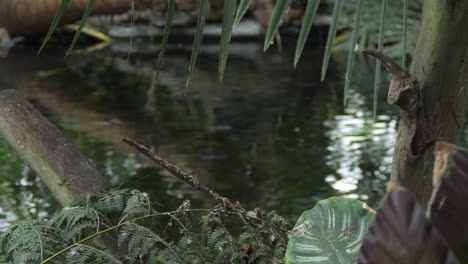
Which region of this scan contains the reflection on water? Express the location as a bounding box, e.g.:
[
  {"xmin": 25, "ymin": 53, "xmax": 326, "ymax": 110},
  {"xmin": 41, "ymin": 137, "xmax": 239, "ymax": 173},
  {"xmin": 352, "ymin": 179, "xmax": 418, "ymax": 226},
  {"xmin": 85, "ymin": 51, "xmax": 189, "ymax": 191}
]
[
  {"xmin": 324, "ymin": 88, "xmax": 397, "ymax": 204},
  {"xmin": 0, "ymin": 42, "xmax": 399, "ymax": 227}
]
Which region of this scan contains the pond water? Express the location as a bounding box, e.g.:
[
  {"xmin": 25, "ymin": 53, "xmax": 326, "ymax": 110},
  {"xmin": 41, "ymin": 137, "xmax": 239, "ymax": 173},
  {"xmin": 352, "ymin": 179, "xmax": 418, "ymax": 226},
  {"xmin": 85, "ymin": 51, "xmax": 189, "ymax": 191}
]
[{"xmin": 0, "ymin": 38, "xmax": 399, "ymax": 228}]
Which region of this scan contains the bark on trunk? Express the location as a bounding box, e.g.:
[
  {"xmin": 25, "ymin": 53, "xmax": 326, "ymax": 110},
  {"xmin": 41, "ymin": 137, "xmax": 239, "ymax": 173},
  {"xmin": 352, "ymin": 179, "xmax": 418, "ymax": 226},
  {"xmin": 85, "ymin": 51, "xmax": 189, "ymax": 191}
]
[{"xmin": 390, "ymin": 0, "xmax": 468, "ymax": 207}]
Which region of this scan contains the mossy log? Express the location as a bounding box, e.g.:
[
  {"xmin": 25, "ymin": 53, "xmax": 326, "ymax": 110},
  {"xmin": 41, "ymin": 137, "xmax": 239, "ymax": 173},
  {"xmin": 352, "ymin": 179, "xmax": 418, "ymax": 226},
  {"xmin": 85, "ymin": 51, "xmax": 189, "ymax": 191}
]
[{"xmin": 0, "ymin": 89, "xmax": 104, "ymax": 205}]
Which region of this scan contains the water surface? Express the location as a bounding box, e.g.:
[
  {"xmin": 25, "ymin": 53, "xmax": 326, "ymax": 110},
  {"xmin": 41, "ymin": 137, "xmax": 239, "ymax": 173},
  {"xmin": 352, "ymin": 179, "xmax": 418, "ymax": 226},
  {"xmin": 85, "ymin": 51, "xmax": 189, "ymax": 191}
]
[{"xmin": 0, "ymin": 41, "xmax": 397, "ymax": 227}]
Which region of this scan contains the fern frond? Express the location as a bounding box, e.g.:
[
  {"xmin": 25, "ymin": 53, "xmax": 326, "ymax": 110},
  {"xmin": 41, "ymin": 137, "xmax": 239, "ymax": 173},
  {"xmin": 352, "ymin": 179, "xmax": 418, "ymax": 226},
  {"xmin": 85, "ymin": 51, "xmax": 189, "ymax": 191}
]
[
  {"xmin": 67, "ymin": 244, "xmax": 121, "ymax": 264},
  {"xmin": 119, "ymin": 190, "xmax": 152, "ymax": 223},
  {"xmin": 54, "ymin": 206, "xmax": 108, "ymax": 243},
  {"xmin": 118, "ymin": 222, "xmax": 178, "ymax": 263},
  {"xmin": 93, "ymin": 189, "xmax": 130, "ymax": 217},
  {"xmin": 0, "ymin": 220, "xmax": 66, "ymax": 263}
]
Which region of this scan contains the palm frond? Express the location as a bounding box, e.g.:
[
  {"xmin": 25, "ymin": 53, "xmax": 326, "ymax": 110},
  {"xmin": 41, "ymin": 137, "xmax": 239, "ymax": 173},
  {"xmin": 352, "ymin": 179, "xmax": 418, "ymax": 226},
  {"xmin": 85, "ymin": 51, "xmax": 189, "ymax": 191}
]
[
  {"xmin": 263, "ymin": 0, "xmax": 291, "ymax": 51},
  {"xmin": 373, "ymin": 0, "xmax": 387, "ymax": 118},
  {"xmin": 218, "ymin": 0, "xmax": 237, "ymax": 87},
  {"xmin": 152, "ymin": 0, "xmax": 176, "ymax": 88},
  {"xmin": 402, "ymin": 0, "xmax": 408, "ymax": 67},
  {"xmin": 321, "ymin": 0, "xmax": 344, "ymax": 82},
  {"xmin": 234, "ymin": 0, "xmax": 253, "ymax": 25},
  {"xmin": 294, "ymin": 0, "xmax": 321, "ymax": 67},
  {"xmin": 66, "ymin": 0, "xmax": 96, "ymax": 56},
  {"xmin": 343, "ymin": 0, "xmax": 364, "ymax": 106},
  {"xmin": 38, "ymin": 0, "xmax": 72, "ymax": 55},
  {"xmin": 186, "ymin": 0, "xmax": 208, "ymax": 92}
]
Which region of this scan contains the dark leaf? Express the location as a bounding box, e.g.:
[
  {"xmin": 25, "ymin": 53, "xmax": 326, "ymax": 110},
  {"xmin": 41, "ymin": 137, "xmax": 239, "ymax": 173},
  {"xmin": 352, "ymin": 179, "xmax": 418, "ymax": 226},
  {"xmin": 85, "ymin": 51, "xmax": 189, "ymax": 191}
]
[
  {"xmin": 429, "ymin": 142, "xmax": 468, "ymax": 263},
  {"xmin": 358, "ymin": 189, "xmax": 458, "ymax": 264}
]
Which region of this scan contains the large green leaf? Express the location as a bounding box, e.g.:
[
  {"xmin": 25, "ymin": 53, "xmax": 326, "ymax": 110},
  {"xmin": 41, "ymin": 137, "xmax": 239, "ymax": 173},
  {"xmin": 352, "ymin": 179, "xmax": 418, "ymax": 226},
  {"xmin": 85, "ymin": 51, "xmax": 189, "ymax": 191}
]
[
  {"xmin": 359, "ymin": 189, "xmax": 459, "ymax": 264},
  {"xmin": 285, "ymin": 197, "xmax": 375, "ymax": 264}
]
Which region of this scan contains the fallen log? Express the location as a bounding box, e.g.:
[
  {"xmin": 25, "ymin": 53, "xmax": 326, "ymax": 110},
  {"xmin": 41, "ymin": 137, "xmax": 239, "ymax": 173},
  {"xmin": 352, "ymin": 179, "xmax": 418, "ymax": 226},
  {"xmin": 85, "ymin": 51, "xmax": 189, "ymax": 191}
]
[
  {"xmin": 0, "ymin": 0, "xmax": 154, "ymax": 35},
  {"xmin": 0, "ymin": 89, "xmax": 104, "ymax": 204}
]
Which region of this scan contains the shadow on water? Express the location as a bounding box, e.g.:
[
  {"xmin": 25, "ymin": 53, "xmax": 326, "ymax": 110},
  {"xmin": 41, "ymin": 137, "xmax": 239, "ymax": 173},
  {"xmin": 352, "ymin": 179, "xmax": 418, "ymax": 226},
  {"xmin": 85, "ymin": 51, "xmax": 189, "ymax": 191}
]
[{"xmin": 0, "ymin": 40, "xmax": 399, "ymax": 226}]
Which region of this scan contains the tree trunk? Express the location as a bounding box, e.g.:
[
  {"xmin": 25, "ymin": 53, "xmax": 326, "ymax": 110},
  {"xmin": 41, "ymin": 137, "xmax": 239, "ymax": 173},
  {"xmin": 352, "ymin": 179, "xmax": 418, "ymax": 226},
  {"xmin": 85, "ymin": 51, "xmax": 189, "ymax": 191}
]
[{"xmin": 391, "ymin": 0, "xmax": 468, "ymax": 207}]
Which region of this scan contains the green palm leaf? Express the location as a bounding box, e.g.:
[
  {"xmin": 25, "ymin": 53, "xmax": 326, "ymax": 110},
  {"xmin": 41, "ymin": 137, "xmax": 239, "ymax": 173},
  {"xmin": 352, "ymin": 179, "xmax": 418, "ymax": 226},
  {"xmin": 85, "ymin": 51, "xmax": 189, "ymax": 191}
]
[
  {"xmin": 152, "ymin": 0, "xmax": 176, "ymax": 86},
  {"xmin": 38, "ymin": 0, "xmax": 72, "ymax": 55},
  {"xmin": 234, "ymin": 0, "xmax": 253, "ymax": 26},
  {"xmin": 218, "ymin": 0, "xmax": 237, "ymax": 87},
  {"xmin": 344, "ymin": 0, "xmax": 364, "ymax": 106},
  {"xmin": 66, "ymin": 0, "xmax": 96, "ymax": 56},
  {"xmin": 373, "ymin": 0, "xmax": 387, "ymax": 118},
  {"xmin": 294, "ymin": 0, "xmax": 320, "ymax": 67},
  {"xmin": 263, "ymin": 0, "xmax": 291, "ymax": 51},
  {"xmin": 186, "ymin": 0, "xmax": 208, "ymax": 91},
  {"xmin": 402, "ymin": 0, "xmax": 408, "ymax": 67},
  {"xmin": 321, "ymin": 0, "xmax": 344, "ymax": 82}
]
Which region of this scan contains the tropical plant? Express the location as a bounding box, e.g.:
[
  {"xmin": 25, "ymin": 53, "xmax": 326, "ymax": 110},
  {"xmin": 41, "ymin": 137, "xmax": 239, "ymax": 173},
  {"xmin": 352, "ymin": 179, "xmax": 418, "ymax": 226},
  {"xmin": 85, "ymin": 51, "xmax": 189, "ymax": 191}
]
[
  {"xmin": 285, "ymin": 198, "xmax": 375, "ymax": 264},
  {"xmin": 3, "ymin": 0, "xmax": 468, "ymax": 263},
  {"xmin": 0, "ymin": 188, "xmax": 290, "ymax": 263},
  {"xmin": 286, "ymin": 142, "xmax": 468, "ymax": 264}
]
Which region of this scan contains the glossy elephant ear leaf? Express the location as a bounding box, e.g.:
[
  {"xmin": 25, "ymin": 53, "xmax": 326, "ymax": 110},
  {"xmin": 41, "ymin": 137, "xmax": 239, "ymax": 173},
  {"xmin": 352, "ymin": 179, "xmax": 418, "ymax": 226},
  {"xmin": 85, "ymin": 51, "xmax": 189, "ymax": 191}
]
[
  {"xmin": 428, "ymin": 142, "xmax": 468, "ymax": 263},
  {"xmin": 285, "ymin": 198, "xmax": 375, "ymax": 264},
  {"xmin": 358, "ymin": 189, "xmax": 459, "ymax": 264}
]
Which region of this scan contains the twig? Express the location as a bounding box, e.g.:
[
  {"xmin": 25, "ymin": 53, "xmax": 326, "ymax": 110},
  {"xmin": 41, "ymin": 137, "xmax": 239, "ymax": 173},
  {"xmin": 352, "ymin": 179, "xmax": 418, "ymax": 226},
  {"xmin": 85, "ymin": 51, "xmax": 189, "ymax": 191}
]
[
  {"xmin": 121, "ymin": 137, "xmax": 290, "ymax": 233},
  {"xmin": 121, "ymin": 137, "xmax": 228, "ymax": 207}
]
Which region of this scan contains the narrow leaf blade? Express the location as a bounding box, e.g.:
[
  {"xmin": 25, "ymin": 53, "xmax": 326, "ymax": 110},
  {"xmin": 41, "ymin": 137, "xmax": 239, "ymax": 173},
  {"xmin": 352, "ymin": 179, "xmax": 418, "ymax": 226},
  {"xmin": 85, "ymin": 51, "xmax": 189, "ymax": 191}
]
[
  {"xmin": 321, "ymin": 0, "xmax": 344, "ymax": 82},
  {"xmin": 152, "ymin": 0, "xmax": 176, "ymax": 86},
  {"xmin": 218, "ymin": 0, "xmax": 237, "ymax": 87},
  {"xmin": 234, "ymin": 0, "xmax": 252, "ymax": 26},
  {"xmin": 263, "ymin": 0, "xmax": 291, "ymax": 51},
  {"xmin": 38, "ymin": 0, "xmax": 72, "ymax": 55},
  {"xmin": 402, "ymin": 0, "xmax": 408, "ymax": 68},
  {"xmin": 294, "ymin": 0, "xmax": 320, "ymax": 67},
  {"xmin": 343, "ymin": 0, "xmax": 364, "ymax": 106},
  {"xmin": 186, "ymin": 0, "xmax": 208, "ymax": 91},
  {"xmin": 373, "ymin": 0, "xmax": 386, "ymax": 118},
  {"xmin": 65, "ymin": 0, "xmax": 96, "ymax": 56}
]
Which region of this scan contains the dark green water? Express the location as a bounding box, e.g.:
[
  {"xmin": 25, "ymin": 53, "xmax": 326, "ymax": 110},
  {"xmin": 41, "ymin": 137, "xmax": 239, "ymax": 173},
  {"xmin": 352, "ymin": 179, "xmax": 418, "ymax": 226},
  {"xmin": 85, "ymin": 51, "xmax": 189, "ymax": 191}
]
[{"xmin": 0, "ymin": 41, "xmax": 398, "ymax": 228}]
